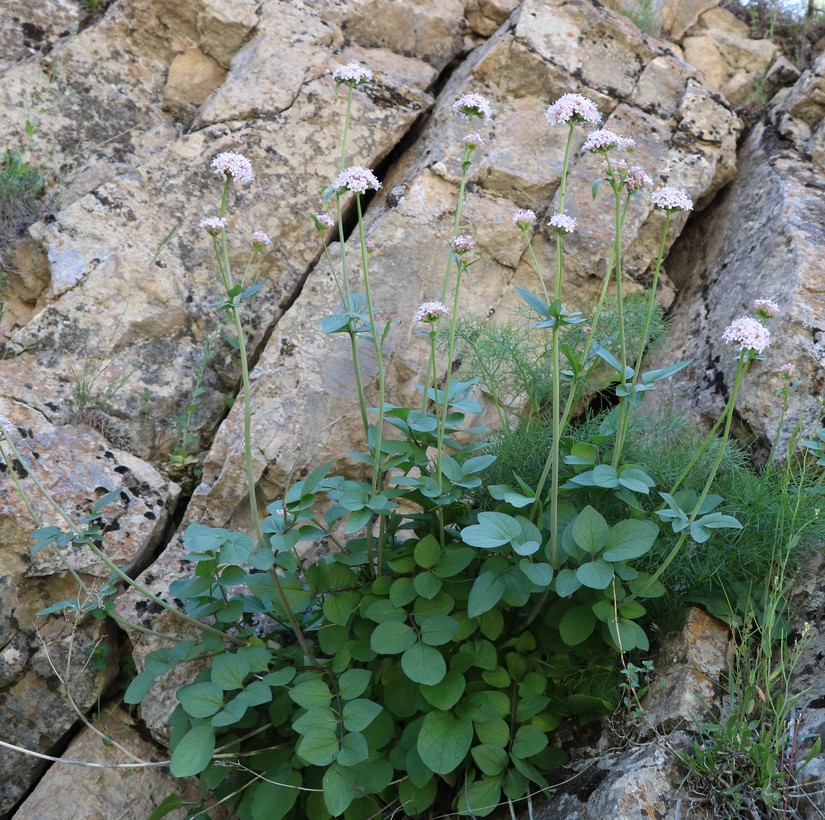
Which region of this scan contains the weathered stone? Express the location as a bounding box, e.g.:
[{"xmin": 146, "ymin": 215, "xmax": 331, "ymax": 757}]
[
  {"xmin": 643, "ymin": 55, "xmax": 825, "ymax": 454},
  {"xmin": 14, "ymin": 707, "xmax": 205, "ymax": 820},
  {"xmin": 162, "ymin": 48, "xmax": 227, "ymax": 118},
  {"xmin": 0, "ymin": 395, "xmax": 178, "ymax": 813},
  {"xmin": 655, "ymin": 0, "xmax": 721, "ymax": 41},
  {"xmin": 0, "ymin": 0, "xmax": 84, "ymax": 74},
  {"xmin": 642, "ymin": 608, "xmax": 728, "ymax": 731},
  {"xmin": 465, "ymin": 0, "xmax": 519, "ymax": 36},
  {"xmin": 682, "ymin": 11, "xmax": 778, "ymax": 106}
]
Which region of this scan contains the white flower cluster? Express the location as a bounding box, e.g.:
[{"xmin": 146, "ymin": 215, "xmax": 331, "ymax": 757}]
[
  {"xmin": 545, "ymin": 93, "xmax": 602, "ymax": 126},
  {"xmin": 722, "ymin": 316, "xmax": 771, "ymax": 354},
  {"xmin": 414, "ymin": 300, "xmax": 450, "ymax": 326},
  {"xmin": 452, "ymin": 93, "xmax": 494, "ymax": 122},
  {"xmin": 549, "ymin": 212, "xmax": 577, "ymax": 234},
  {"xmin": 332, "ymin": 62, "xmax": 373, "ymax": 87},
  {"xmin": 582, "ymin": 129, "xmax": 635, "ymax": 153},
  {"xmin": 651, "ymin": 186, "xmax": 693, "ymax": 212},
  {"xmin": 211, "ymin": 152, "xmax": 253, "ymax": 183},
  {"xmin": 512, "ymin": 209, "xmax": 537, "ymax": 229},
  {"xmin": 335, "ymin": 166, "xmax": 382, "ymax": 195}
]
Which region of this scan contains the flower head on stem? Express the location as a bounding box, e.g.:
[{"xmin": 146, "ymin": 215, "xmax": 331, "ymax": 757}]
[
  {"xmin": 314, "ymin": 212, "xmax": 335, "ymax": 229},
  {"xmin": 452, "ymin": 93, "xmax": 494, "ymax": 122},
  {"xmin": 334, "ymin": 165, "xmax": 382, "ymax": 195},
  {"xmin": 549, "ymin": 212, "xmax": 577, "ymax": 234},
  {"xmin": 723, "ymin": 316, "xmax": 772, "ymax": 354},
  {"xmin": 199, "ymin": 216, "xmax": 226, "ymax": 236},
  {"xmin": 332, "ymin": 61, "xmax": 373, "ymax": 89},
  {"xmin": 626, "ymin": 165, "xmax": 654, "ymax": 193},
  {"xmin": 512, "ymin": 209, "xmax": 537, "ymax": 230},
  {"xmin": 251, "ymin": 231, "xmax": 270, "ymax": 248},
  {"xmin": 365, "ymin": 240, "xmax": 377, "ymax": 254},
  {"xmin": 463, "ymin": 132, "xmax": 484, "ymax": 151},
  {"xmin": 450, "ymin": 234, "xmax": 474, "ymax": 255},
  {"xmin": 754, "ymin": 298, "xmax": 780, "ymax": 319},
  {"xmin": 651, "ymin": 186, "xmax": 693, "ymax": 212},
  {"xmin": 582, "ymin": 129, "xmax": 635, "ymax": 153},
  {"xmin": 211, "ymin": 152, "xmax": 253, "ymax": 183},
  {"xmin": 414, "ymin": 300, "xmax": 449, "ymax": 326},
  {"xmin": 780, "ymin": 362, "xmax": 796, "ymax": 378},
  {"xmin": 545, "ymin": 93, "xmax": 602, "ymax": 126}
]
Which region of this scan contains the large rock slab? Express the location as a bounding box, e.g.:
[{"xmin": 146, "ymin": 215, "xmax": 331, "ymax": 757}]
[
  {"xmin": 643, "ymin": 53, "xmax": 825, "ymax": 453},
  {"xmin": 0, "ymin": 398, "xmax": 179, "ymax": 814}
]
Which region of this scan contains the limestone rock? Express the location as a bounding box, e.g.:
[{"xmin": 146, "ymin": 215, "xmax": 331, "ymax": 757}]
[
  {"xmin": 162, "ymin": 48, "xmax": 227, "ymax": 119},
  {"xmin": 642, "ymin": 54, "xmax": 825, "ymax": 454},
  {"xmin": 465, "ymin": 0, "xmax": 520, "ymax": 36},
  {"xmin": 0, "ymin": 0, "xmax": 84, "ymax": 74},
  {"xmin": 14, "ymin": 707, "xmax": 206, "ymax": 820},
  {"xmin": 682, "ymin": 8, "xmax": 778, "ymax": 106},
  {"xmin": 0, "ymin": 396, "xmax": 179, "ymax": 813}
]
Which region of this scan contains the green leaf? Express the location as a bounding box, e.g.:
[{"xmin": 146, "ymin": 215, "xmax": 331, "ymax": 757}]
[
  {"xmin": 289, "ymin": 678, "xmax": 332, "ymax": 709},
  {"xmin": 370, "ymin": 621, "xmax": 417, "ymax": 654},
  {"xmin": 170, "ymin": 723, "xmax": 215, "ymax": 777},
  {"xmin": 323, "ymin": 762, "xmax": 356, "ymax": 816},
  {"xmin": 456, "ymin": 690, "xmax": 510, "ymax": 722},
  {"xmin": 292, "ymin": 706, "xmax": 338, "ymax": 736},
  {"xmin": 481, "ymin": 667, "xmax": 511, "ymax": 688},
  {"xmin": 472, "ymin": 744, "xmax": 509, "ymax": 776},
  {"xmin": 177, "ymin": 682, "xmax": 224, "ymax": 718},
  {"xmin": 248, "ymin": 768, "xmax": 302, "ymax": 820},
  {"xmin": 414, "ymin": 534, "xmax": 441, "ymax": 568},
  {"xmin": 323, "ymin": 591, "xmax": 360, "ymax": 626},
  {"xmin": 602, "ymin": 519, "xmax": 659, "ymax": 562},
  {"xmin": 475, "ymin": 718, "xmax": 510, "ymax": 747},
  {"xmin": 389, "ymin": 576, "xmax": 417, "ymax": 607},
  {"xmin": 511, "ymin": 725, "xmax": 548, "ymax": 759},
  {"xmin": 418, "ymin": 615, "xmax": 460, "ymax": 646},
  {"xmin": 211, "ymin": 695, "xmax": 248, "ymax": 727},
  {"xmin": 559, "ymin": 606, "xmax": 597, "ymax": 646},
  {"xmin": 124, "ymin": 670, "xmax": 158, "ymax": 705},
  {"xmin": 420, "ymin": 670, "xmax": 466, "ymax": 710},
  {"xmin": 342, "ymin": 699, "xmax": 383, "ymax": 732},
  {"xmin": 459, "ymin": 775, "xmax": 502, "ymax": 817},
  {"xmin": 461, "ymin": 512, "xmax": 521, "ymax": 549},
  {"xmin": 297, "ymin": 728, "xmax": 340, "ymax": 766},
  {"xmin": 218, "ymin": 532, "xmax": 255, "ymax": 564},
  {"xmin": 211, "ymin": 653, "xmax": 250, "ymax": 690},
  {"xmin": 608, "ymin": 618, "xmax": 650, "ymax": 651},
  {"xmin": 468, "ymin": 571, "xmax": 506, "ymax": 618},
  {"xmin": 338, "ymin": 669, "xmax": 372, "ymax": 701},
  {"xmin": 576, "ymin": 559, "xmax": 614, "ymax": 589},
  {"xmin": 398, "ymin": 778, "xmax": 437, "ymax": 815},
  {"xmin": 413, "ymin": 571, "xmax": 443, "ymax": 599},
  {"xmin": 571, "ymin": 505, "xmax": 609, "ymax": 555},
  {"xmin": 554, "ymin": 568, "xmax": 581, "ymax": 598},
  {"xmin": 147, "ymin": 795, "xmax": 193, "ymax": 820},
  {"xmin": 434, "ymin": 546, "xmax": 476, "ymax": 578},
  {"xmin": 417, "ymin": 710, "xmax": 474, "ymax": 774},
  {"xmin": 402, "ymin": 642, "xmax": 447, "ymax": 685},
  {"xmin": 519, "ymin": 560, "xmax": 553, "ymax": 587},
  {"xmin": 336, "ymin": 732, "xmax": 369, "ymax": 767},
  {"xmin": 616, "ymin": 466, "xmax": 655, "ymax": 495}
]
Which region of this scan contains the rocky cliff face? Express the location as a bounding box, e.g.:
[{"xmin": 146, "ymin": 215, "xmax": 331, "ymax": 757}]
[{"xmin": 0, "ymin": 0, "xmax": 822, "ymax": 817}]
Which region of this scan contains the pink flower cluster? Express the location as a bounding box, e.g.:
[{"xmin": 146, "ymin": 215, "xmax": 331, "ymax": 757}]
[
  {"xmin": 199, "ymin": 216, "xmax": 227, "ymax": 236},
  {"xmin": 332, "ymin": 62, "xmax": 373, "ymax": 87},
  {"xmin": 315, "ymin": 213, "xmax": 335, "ymax": 228},
  {"xmin": 626, "ymin": 165, "xmax": 654, "ymax": 192},
  {"xmin": 452, "ymin": 93, "xmax": 494, "ymax": 122},
  {"xmin": 451, "ymin": 235, "xmax": 474, "ymax": 254},
  {"xmin": 780, "ymin": 362, "xmax": 796, "ymax": 377},
  {"xmin": 512, "ymin": 209, "xmax": 537, "ymax": 230},
  {"xmin": 549, "ymin": 212, "xmax": 577, "ymax": 234},
  {"xmin": 211, "ymin": 152, "xmax": 253, "ymax": 183},
  {"xmin": 545, "ymin": 94, "xmax": 602, "ymax": 126},
  {"xmin": 723, "ymin": 316, "xmax": 772, "ymax": 354},
  {"xmin": 583, "ymin": 129, "xmax": 635, "ymax": 153},
  {"xmin": 414, "ymin": 300, "xmax": 450, "ymax": 326},
  {"xmin": 335, "ymin": 166, "xmax": 382, "ymax": 195},
  {"xmin": 651, "ymin": 187, "xmax": 693, "ymax": 212},
  {"xmin": 251, "ymin": 231, "xmax": 271, "ymax": 247},
  {"xmin": 463, "ymin": 133, "xmax": 484, "ymax": 150},
  {"xmin": 753, "ymin": 299, "xmax": 780, "ymax": 319}
]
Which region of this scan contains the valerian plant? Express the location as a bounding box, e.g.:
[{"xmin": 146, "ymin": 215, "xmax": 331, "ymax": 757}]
[{"xmin": 2, "ymin": 62, "xmax": 821, "ymax": 820}]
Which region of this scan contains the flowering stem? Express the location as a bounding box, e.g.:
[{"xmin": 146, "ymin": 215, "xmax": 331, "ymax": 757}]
[
  {"xmin": 766, "ymin": 389, "xmax": 791, "ymax": 471},
  {"xmin": 632, "ymin": 352, "xmax": 750, "ymax": 600},
  {"xmin": 427, "ymin": 328, "xmax": 440, "ymax": 428},
  {"xmin": 440, "ymin": 122, "xmax": 475, "ymax": 303},
  {"xmin": 355, "ymin": 197, "xmax": 386, "ymax": 496},
  {"xmin": 525, "ymin": 234, "xmax": 550, "ymax": 306},
  {"xmin": 339, "ymin": 86, "xmax": 354, "ymax": 173},
  {"xmin": 532, "ymin": 123, "xmax": 575, "ymax": 568},
  {"xmin": 610, "ymin": 182, "xmax": 629, "ymax": 469},
  {"xmin": 613, "ymin": 208, "xmax": 670, "ymax": 465},
  {"xmin": 437, "ymin": 262, "xmax": 465, "ymax": 487}
]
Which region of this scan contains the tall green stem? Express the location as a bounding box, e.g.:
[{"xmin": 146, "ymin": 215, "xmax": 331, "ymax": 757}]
[
  {"xmin": 437, "ymin": 263, "xmax": 465, "ymax": 487},
  {"xmin": 632, "ymin": 354, "xmax": 751, "ymax": 599},
  {"xmin": 614, "ymin": 210, "xmax": 670, "ymax": 463},
  {"xmin": 610, "ymin": 183, "xmax": 629, "ymax": 469}
]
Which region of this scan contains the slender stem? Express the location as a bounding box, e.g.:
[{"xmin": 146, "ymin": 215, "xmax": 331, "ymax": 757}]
[
  {"xmin": 340, "ymin": 87, "xmax": 354, "ymax": 173},
  {"xmin": 525, "ymin": 234, "xmax": 550, "ymax": 305},
  {"xmin": 614, "ymin": 209, "xmax": 670, "ymax": 463},
  {"xmin": 766, "ymin": 387, "xmax": 791, "ymax": 472},
  {"xmin": 437, "ymin": 263, "xmax": 465, "ymax": 486},
  {"xmin": 610, "ymin": 182, "xmax": 629, "ymax": 469},
  {"xmin": 440, "ymin": 122, "xmax": 475, "ymax": 303},
  {"xmin": 631, "ymin": 353, "xmax": 751, "ymax": 600}
]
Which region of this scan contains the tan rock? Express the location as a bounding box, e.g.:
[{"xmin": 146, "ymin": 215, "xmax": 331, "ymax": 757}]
[
  {"xmin": 14, "ymin": 707, "xmax": 204, "ymax": 820},
  {"xmin": 163, "ymin": 48, "xmax": 227, "ymax": 117}
]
